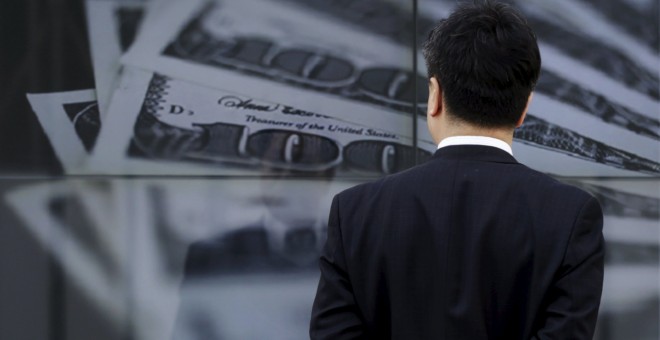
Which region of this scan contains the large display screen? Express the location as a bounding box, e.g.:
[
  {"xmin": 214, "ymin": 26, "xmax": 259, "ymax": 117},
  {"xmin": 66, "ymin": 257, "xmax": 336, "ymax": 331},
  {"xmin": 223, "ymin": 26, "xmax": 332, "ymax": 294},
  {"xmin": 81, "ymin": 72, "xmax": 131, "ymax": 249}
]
[{"xmin": 0, "ymin": 0, "xmax": 657, "ymax": 339}]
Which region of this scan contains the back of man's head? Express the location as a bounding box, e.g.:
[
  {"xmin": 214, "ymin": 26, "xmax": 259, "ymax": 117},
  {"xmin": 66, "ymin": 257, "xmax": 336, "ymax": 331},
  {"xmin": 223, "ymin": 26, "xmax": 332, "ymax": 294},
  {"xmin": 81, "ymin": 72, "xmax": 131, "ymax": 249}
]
[{"xmin": 422, "ymin": 1, "xmax": 541, "ymax": 128}]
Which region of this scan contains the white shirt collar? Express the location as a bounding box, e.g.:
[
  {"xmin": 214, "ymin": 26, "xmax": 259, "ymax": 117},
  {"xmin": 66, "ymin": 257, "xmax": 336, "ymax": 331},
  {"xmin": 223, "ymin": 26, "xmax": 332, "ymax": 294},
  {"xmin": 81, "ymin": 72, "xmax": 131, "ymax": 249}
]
[{"xmin": 437, "ymin": 136, "xmax": 513, "ymax": 155}]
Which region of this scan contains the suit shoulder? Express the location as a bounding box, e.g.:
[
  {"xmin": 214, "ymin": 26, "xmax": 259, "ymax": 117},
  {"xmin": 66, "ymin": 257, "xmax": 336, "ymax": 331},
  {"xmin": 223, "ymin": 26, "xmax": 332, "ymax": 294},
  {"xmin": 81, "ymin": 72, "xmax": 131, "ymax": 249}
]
[
  {"xmin": 517, "ymin": 164, "xmax": 595, "ymax": 203},
  {"xmin": 334, "ymin": 176, "xmax": 384, "ymax": 204},
  {"xmin": 334, "ymin": 162, "xmax": 426, "ymax": 203}
]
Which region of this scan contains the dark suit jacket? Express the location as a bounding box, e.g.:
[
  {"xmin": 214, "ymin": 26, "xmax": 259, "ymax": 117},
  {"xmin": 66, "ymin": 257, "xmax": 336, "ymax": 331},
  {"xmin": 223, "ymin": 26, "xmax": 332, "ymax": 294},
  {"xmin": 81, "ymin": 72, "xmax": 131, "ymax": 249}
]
[{"xmin": 310, "ymin": 145, "xmax": 605, "ymax": 340}]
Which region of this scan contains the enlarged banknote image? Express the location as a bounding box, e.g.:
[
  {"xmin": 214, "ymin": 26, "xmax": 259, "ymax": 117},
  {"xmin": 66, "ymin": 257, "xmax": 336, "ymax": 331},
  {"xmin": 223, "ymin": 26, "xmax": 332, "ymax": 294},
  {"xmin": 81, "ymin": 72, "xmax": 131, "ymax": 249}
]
[
  {"xmin": 115, "ymin": 0, "xmax": 658, "ymax": 177},
  {"xmin": 89, "ymin": 68, "xmax": 434, "ymax": 176},
  {"xmin": 160, "ymin": 3, "xmax": 425, "ymax": 115},
  {"xmin": 121, "ymin": 0, "xmax": 418, "ymax": 133},
  {"xmin": 18, "ymin": 0, "xmax": 657, "ymax": 177},
  {"xmin": 26, "ymin": 90, "xmax": 100, "ymax": 173}
]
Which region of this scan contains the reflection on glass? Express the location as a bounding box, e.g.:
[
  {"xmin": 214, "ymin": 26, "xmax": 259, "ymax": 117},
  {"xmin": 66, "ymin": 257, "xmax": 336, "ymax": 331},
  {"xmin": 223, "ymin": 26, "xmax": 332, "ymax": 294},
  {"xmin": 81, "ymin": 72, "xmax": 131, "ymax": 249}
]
[{"xmin": 4, "ymin": 178, "xmax": 658, "ymax": 339}]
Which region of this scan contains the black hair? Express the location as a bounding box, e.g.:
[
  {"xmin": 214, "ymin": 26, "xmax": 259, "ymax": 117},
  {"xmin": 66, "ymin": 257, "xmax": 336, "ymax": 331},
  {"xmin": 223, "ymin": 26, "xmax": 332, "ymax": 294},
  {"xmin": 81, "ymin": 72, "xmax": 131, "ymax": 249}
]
[{"xmin": 422, "ymin": 1, "xmax": 541, "ymax": 128}]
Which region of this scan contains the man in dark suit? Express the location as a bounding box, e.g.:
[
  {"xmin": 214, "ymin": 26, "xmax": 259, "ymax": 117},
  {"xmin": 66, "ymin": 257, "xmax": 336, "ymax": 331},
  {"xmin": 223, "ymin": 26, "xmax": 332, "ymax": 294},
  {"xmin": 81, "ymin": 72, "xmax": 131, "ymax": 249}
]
[{"xmin": 310, "ymin": 1, "xmax": 605, "ymax": 339}]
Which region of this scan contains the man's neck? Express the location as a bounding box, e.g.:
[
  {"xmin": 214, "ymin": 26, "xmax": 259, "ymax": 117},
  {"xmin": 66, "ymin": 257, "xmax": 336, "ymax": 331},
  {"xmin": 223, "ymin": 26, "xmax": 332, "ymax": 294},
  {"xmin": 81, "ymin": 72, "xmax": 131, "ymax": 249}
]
[{"xmin": 438, "ymin": 124, "xmax": 514, "ymax": 146}]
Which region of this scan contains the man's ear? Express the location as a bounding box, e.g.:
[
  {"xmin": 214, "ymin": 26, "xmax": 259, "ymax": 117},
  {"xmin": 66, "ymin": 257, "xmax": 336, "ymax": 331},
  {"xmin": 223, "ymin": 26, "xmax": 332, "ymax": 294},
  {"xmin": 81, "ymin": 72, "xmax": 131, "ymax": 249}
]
[
  {"xmin": 516, "ymin": 92, "xmax": 533, "ymax": 128},
  {"xmin": 427, "ymin": 77, "xmax": 442, "ymax": 118}
]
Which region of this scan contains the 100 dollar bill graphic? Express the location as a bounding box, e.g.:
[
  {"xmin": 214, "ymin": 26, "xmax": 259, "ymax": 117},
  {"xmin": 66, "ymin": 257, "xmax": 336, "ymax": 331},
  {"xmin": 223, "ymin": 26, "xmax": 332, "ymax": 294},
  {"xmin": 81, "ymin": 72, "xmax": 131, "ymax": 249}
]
[
  {"xmin": 119, "ymin": 0, "xmax": 659, "ymax": 176},
  {"xmin": 162, "ymin": 7, "xmax": 427, "ymax": 117},
  {"xmin": 90, "ymin": 69, "xmax": 434, "ymax": 176},
  {"xmin": 121, "ymin": 0, "xmax": 419, "ymax": 135}
]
